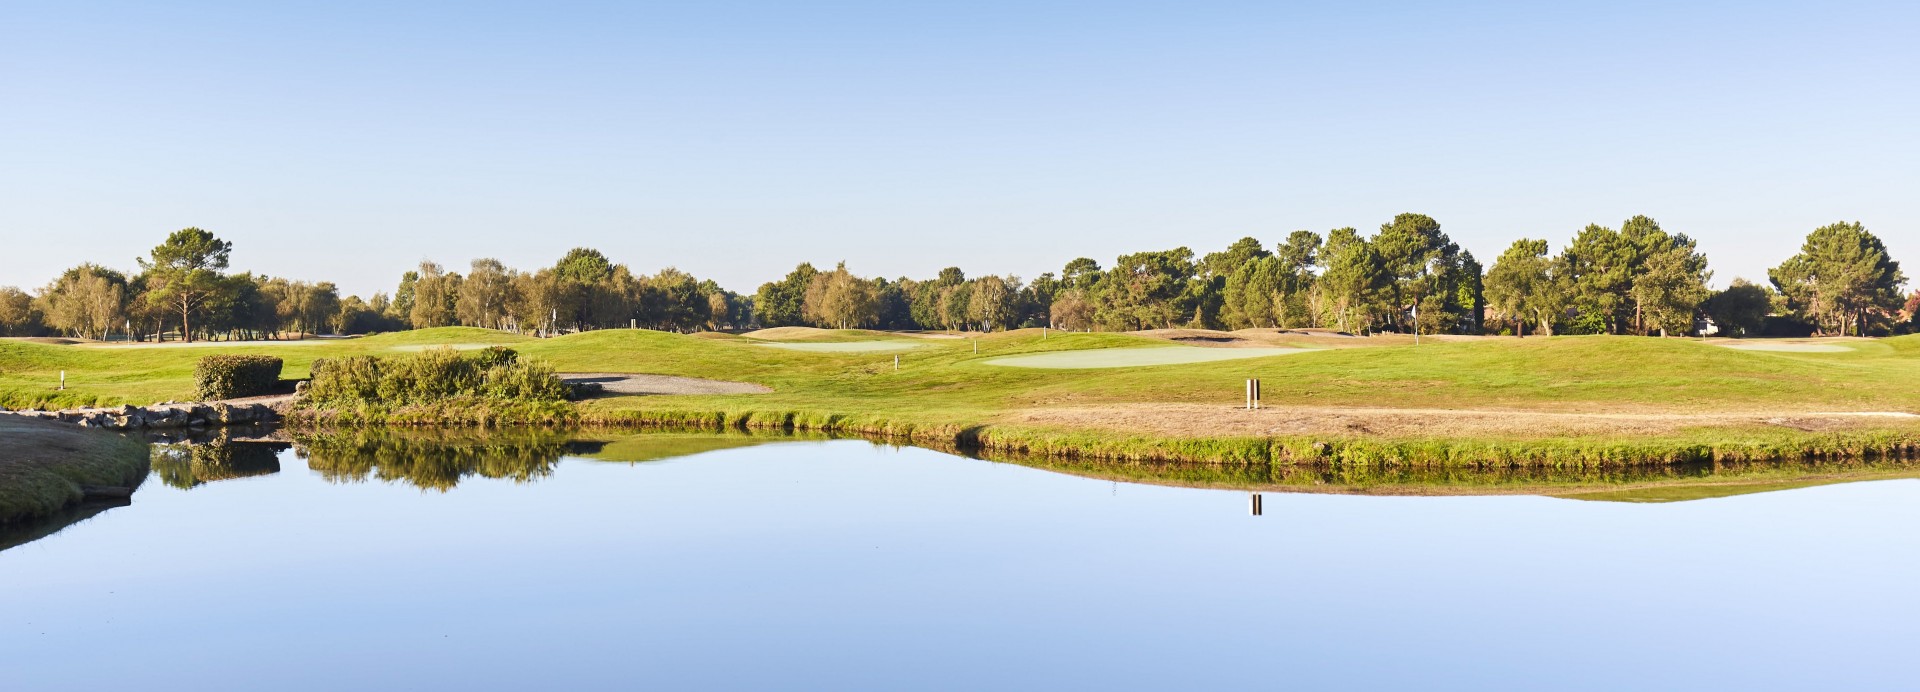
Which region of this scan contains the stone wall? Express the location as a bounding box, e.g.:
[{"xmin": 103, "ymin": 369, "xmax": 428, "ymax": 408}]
[{"xmin": 0, "ymin": 401, "xmax": 281, "ymax": 431}]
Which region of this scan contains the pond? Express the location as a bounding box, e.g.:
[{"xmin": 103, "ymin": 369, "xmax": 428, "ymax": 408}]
[{"xmin": 5, "ymin": 431, "xmax": 1919, "ymax": 690}]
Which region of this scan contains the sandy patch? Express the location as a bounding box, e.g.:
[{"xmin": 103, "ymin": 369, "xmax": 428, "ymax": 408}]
[
  {"xmin": 1006, "ymin": 404, "xmax": 1920, "ymax": 438},
  {"xmin": 983, "ymin": 346, "xmax": 1316, "ymax": 369},
  {"xmin": 559, "ymin": 373, "xmax": 771, "ymax": 396}
]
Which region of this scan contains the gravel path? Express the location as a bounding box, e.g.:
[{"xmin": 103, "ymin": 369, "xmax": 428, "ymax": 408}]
[{"xmin": 558, "ymin": 373, "xmax": 771, "ymax": 396}]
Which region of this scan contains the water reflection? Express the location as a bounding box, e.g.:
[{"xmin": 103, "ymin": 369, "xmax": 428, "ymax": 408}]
[
  {"xmin": 969, "ymin": 452, "xmax": 1920, "ymax": 502},
  {"xmin": 124, "ymin": 425, "xmax": 1920, "ymax": 500},
  {"xmin": 150, "ymin": 438, "xmax": 289, "ymax": 489},
  {"xmin": 295, "ymin": 428, "xmax": 573, "ymax": 490},
  {"xmin": 288, "ymin": 428, "xmax": 833, "ymax": 490}
]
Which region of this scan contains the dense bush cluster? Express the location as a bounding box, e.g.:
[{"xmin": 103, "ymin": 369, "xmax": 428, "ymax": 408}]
[
  {"xmin": 193, "ymin": 355, "xmax": 284, "ymax": 400},
  {"xmin": 303, "ymin": 347, "xmax": 569, "ymax": 408}
]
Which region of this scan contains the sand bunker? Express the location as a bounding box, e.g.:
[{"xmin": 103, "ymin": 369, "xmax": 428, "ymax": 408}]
[
  {"xmin": 983, "ymin": 346, "xmax": 1316, "ymax": 369},
  {"xmin": 1717, "ymin": 342, "xmax": 1854, "ymax": 353},
  {"xmin": 759, "ymin": 341, "xmax": 927, "ymax": 353}
]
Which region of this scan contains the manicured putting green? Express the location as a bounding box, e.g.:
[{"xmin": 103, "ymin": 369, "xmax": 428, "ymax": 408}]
[
  {"xmin": 1717, "ymin": 342, "xmax": 1854, "ymax": 353},
  {"xmin": 983, "ymin": 346, "xmax": 1316, "ymax": 369},
  {"xmin": 757, "ymin": 341, "xmax": 927, "ymax": 353}
]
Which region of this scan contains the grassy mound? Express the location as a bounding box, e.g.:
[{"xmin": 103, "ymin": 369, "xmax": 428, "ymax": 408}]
[{"xmin": 0, "ymin": 417, "xmax": 151, "ymax": 524}]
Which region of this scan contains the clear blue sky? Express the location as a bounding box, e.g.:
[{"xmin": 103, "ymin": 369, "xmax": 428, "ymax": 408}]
[{"xmin": 3, "ymin": 1, "xmax": 1915, "ymax": 298}]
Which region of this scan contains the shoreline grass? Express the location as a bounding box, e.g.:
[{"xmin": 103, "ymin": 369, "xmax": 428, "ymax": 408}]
[{"xmin": 0, "ymin": 417, "xmax": 151, "ymax": 524}]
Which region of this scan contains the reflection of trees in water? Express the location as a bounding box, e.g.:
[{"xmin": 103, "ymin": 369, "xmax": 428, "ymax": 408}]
[
  {"xmin": 293, "ymin": 429, "xmax": 574, "ymax": 491},
  {"xmin": 964, "ymin": 451, "xmax": 1920, "ymax": 497},
  {"xmin": 149, "ymin": 438, "xmax": 288, "ymax": 490}
]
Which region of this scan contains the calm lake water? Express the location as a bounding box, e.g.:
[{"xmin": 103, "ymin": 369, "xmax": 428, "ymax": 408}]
[{"xmin": 5, "ymin": 434, "xmax": 1920, "ymax": 690}]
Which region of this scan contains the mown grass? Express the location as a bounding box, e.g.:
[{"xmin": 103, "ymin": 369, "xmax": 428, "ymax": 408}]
[
  {"xmin": 0, "ymin": 417, "xmax": 151, "ymax": 523},
  {"xmin": 6, "ymin": 328, "xmax": 1920, "ymax": 465}
]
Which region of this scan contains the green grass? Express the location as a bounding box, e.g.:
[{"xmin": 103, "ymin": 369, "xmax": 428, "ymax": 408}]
[
  {"xmin": 0, "ymin": 417, "xmax": 151, "ymax": 524},
  {"xmin": 6, "ymin": 328, "xmax": 1920, "ymax": 465},
  {"xmin": 981, "ymin": 345, "xmax": 1316, "ymax": 368},
  {"xmin": 755, "ymin": 341, "xmax": 928, "ymax": 352}
]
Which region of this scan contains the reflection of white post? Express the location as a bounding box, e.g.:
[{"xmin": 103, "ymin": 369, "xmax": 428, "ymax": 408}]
[
  {"xmin": 1250, "ymin": 493, "xmax": 1263, "ymax": 516},
  {"xmin": 1254, "ymin": 378, "xmax": 1261, "ymax": 410},
  {"xmin": 894, "ymin": 355, "xmax": 899, "ymax": 372}
]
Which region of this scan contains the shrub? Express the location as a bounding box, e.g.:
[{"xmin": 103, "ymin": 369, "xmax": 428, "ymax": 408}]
[
  {"xmin": 297, "ymin": 347, "xmax": 572, "ymax": 424},
  {"xmin": 194, "ymin": 355, "xmax": 284, "ymax": 400}
]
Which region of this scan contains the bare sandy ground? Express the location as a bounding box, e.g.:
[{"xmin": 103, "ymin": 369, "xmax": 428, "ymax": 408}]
[
  {"xmin": 1005, "ymin": 403, "xmax": 1920, "ymax": 438},
  {"xmin": 559, "ymin": 373, "xmax": 771, "ymax": 396}
]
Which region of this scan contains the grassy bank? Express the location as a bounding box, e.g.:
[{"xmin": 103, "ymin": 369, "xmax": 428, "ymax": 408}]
[
  {"xmin": 5, "ymin": 327, "xmax": 1920, "ymax": 466},
  {"xmin": 0, "ymin": 417, "xmax": 151, "ymax": 524}
]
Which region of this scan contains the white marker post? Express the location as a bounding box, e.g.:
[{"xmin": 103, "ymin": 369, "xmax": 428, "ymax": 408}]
[
  {"xmin": 894, "ymin": 355, "xmax": 899, "ymax": 372},
  {"xmin": 60, "ymin": 371, "xmax": 66, "ymax": 391}
]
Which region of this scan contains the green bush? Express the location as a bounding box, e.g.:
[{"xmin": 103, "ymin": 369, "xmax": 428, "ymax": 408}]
[
  {"xmin": 301, "ymin": 347, "xmax": 569, "ymax": 409},
  {"xmin": 194, "ymin": 355, "xmax": 284, "ymax": 400}
]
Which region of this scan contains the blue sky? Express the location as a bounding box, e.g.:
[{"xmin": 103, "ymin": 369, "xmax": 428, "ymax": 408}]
[{"xmin": 3, "ymin": 1, "xmax": 1915, "ymax": 297}]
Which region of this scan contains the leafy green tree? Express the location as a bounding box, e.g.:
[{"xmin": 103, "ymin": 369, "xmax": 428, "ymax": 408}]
[
  {"xmin": 967, "ymin": 275, "xmax": 1019, "ymax": 331},
  {"xmin": 457, "ymin": 259, "xmax": 517, "ymax": 330},
  {"xmin": 802, "ymin": 262, "xmax": 878, "ymax": 329},
  {"xmin": 1371, "ymin": 213, "xmax": 1460, "ymax": 332},
  {"xmin": 1484, "ymin": 239, "xmax": 1560, "ymax": 336},
  {"xmin": 1095, "ymin": 248, "xmax": 1195, "ymax": 330},
  {"xmin": 0, "ymin": 286, "xmax": 41, "ymax": 336},
  {"xmin": 1702, "ymin": 279, "xmax": 1773, "ymax": 337},
  {"xmin": 1049, "ymin": 289, "xmax": 1094, "ymax": 330},
  {"xmin": 1316, "ymin": 227, "xmax": 1385, "ymax": 333},
  {"xmin": 38, "ymin": 264, "xmax": 127, "ymax": 340},
  {"xmin": 1557, "ymin": 224, "xmax": 1632, "ymax": 334},
  {"xmin": 551, "ymin": 248, "xmax": 614, "ymax": 330},
  {"xmin": 1061, "ymin": 258, "xmax": 1101, "ymax": 290},
  {"xmin": 408, "ymin": 262, "xmax": 461, "ymax": 329},
  {"xmin": 509, "ymin": 269, "xmax": 559, "ymax": 333},
  {"xmin": 1019, "ymin": 273, "xmax": 1060, "ymax": 328},
  {"xmin": 909, "ymin": 267, "xmax": 965, "ymax": 329},
  {"xmin": 647, "ymin": 267, "xmax": 703, "ymax": 331},
  {"xmin": 1201, "ymin": 237, "xmax": 1269, "ymax": 278},
  {"xmin": 1769, "ymin": 221, "xmax": 1908, "ymax": 336},
  {"xmin": 138, "ymin": 227, "xmax": 232, "ymax": 342},
  {"xmin": 753, "ymin": 263, "xmax": 817, "ymax": 327},
  {"xmin": 1221, "ymin": 257, "xmax": 1282, "ymax": 328},
  {"xmin": 1630, "ymin": 243, "xmax": 1712, "ymax": 336}
]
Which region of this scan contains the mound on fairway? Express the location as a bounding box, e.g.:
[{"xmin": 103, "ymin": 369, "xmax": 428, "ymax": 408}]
[
  {"xmin": 1717, "ymin": 342, "xmax": 1854, "ymax": 353},
  {"xmin": 757, "ymin": 341, "xmax": 927, "ymax": 353},
  {"xmin": 982, "ymin": 346, "xmax": 1316, "ymax": 369},
  {"xmin": 388, "ymin": 342, "xmax": 519, "ymax": 352}
]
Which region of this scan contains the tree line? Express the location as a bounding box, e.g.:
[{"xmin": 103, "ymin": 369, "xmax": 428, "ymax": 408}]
[{"xmin": 1, "ymin": 216, "xmax": 1912, "ymax": 341}]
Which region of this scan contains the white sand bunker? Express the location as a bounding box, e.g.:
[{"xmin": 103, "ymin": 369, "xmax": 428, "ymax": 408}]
[
  {"xmin": 1717, "ymin": 342, "xmax": 1854, "ymax": 353},
  {"xmin": 983, "ymin": 346, "xmax": 1316, "ymax": 369},
  {"xmin": 758, "ymin": 341, "xmax": 927, "ymax": 353}
]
